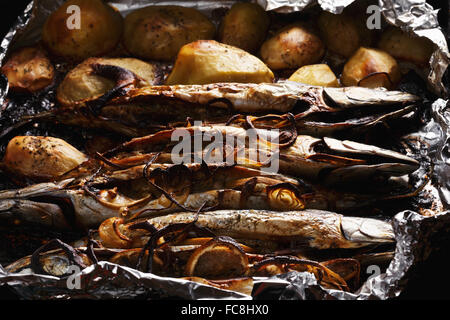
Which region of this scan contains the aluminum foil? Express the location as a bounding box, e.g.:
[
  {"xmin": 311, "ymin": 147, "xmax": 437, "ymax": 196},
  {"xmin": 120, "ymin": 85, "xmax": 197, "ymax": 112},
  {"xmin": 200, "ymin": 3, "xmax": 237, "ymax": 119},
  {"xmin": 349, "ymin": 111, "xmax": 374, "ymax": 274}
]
[{"xmin": 0, "ymin": 0, "xmax": 449, "ymax": 300}]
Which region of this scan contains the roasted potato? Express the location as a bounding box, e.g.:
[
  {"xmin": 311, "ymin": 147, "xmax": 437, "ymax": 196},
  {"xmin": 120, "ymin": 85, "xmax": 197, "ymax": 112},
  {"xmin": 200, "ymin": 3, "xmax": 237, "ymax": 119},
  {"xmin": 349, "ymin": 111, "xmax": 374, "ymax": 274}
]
[
  {"xmin": 3, "ymin": 136, "xmax": 88, "ymax": 181},
  {"xmin": 57, "ymin": 57, "xmax": 159, "ymax": 107},
  {"xmin": 288, "ymin": 64, "xmax": 339, "ymax": 87},
  {"xmin": 165, "ymin": 40, "xmax": 274, "ymax": 85},
  {"xmin": 318, "ymin": 5, "xmax": 376, "ymax": 58},
  {"xmin": 123, "ymin": 5, "xmax": 215, "ymax": 61},
  {"xmin": 1, "ymin": 46, "xmax": 55, "ymax": 93},
  {"xmin": 42, "ymin": 0, "xmax": 123, "ymax": 62},
  {"xmin": 318, "ymin": 11, "xmax": 360, "ymax": 58},
  {"xmin": 260, "ymin": 22, "xmax": 325, "ymax": 70},
  {"xmin": 340, "ymin": 47, "xmax": 401, "ymax": 89},
  {"xmin": 218, "ymin": 2, "xmax": 270, "ymax": 53},
  {"xmin": 378, "ymin": 26, "xmax": 435, "ymax": 66}
]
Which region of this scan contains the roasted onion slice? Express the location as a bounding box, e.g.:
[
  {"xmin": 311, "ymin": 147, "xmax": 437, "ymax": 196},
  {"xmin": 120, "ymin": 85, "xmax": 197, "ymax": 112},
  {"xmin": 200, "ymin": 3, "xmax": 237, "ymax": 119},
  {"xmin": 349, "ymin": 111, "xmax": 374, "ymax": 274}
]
[
  {"xmin": 266, "ymin": 183, "xmax": 305, "ymax": 210},
  {"xmin": 185, "ymin": 236, "xmax": 249, "ymax": 279}
]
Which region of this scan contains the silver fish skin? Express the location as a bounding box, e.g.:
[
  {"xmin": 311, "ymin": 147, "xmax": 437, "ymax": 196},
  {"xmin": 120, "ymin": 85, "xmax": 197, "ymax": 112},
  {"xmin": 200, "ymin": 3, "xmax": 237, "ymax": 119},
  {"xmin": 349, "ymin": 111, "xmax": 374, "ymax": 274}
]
[
  {"xmin": 12, "ymin": 81, "xmax": 419, "ymax": 139},
  {"xmin": 144, "ymin": 209, "xmax": 395, "ymax": 249},
  {"xmin": 0, "ymin": 163, "xmax": 304, "ymax": 228},
  {"xmin": 108, "ymin": 82, "xmax": 421, "ymax": 114},
  {"xmin": 0, "ymin": 153, "xmax": 417, "ymax": 230},
  {"xmin": 0, "ymin": 184, "xmax": 293, "ymax": 229},
  {"xmin": 0, "ymin": 177, "xmax": 416, "ymax": 230}
]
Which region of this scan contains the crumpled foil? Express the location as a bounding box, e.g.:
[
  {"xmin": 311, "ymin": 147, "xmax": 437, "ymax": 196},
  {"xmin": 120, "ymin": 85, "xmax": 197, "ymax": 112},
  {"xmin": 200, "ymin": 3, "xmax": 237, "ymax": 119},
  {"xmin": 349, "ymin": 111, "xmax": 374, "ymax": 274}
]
[
  {"xmin": 0, "ymin": 0, "xmax": 449, "ymax": 300},
  {"xmin": 379, "ymin": 0, "xmax": 450, "ymax": 97}
]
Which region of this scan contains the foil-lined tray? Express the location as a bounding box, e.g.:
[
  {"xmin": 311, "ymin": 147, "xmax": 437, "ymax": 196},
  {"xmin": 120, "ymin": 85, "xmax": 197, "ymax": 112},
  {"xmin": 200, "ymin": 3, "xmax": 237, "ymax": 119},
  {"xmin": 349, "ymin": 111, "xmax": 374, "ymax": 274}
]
[{"xmin": 0, "ymin": 0, "xmax": 449, "ymax": 300}]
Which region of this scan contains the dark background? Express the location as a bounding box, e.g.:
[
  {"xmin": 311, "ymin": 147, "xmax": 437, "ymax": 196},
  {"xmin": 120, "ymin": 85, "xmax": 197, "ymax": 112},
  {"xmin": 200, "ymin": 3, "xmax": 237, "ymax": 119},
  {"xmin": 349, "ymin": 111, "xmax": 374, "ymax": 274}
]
[
  {"xmin": 0, "ymin": 2, "xmax": 30, "ymax": 39},
  {"xmin": 0, "ymin": 0, "xmax": 449, "ymax": 301}
]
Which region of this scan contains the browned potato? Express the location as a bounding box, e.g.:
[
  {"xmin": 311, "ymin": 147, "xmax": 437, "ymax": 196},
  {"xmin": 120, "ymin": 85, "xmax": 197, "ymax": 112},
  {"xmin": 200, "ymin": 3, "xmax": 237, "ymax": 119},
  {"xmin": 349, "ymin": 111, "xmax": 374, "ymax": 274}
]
[
  {"xmin": 318, "ymin": 5, "xmax": 377, "ymax": 58},
  {"xmin": 42, "ymin": 0, "xmax": 123, "ymax": 62},
  {"xmin": 378, "ymin": 27, "xmax": 435, "ymax": 66},
  {"xmin": 218, "ymin": 2, "xmax": 270, "ymax": 53},
  {"xmin": 340, "ymin": 47, "xmax": 401, "ymax": 89},
  {"xmin": 57, "ymin": 57, "xmax": 159, "ymax": 107},
  {"xmin": 166, "ymin": 40, "xmax": 274, "ymax": 85},
  {"xmin": 288, "ymin": 64, "xmax": 339, "ymax": 87},
  {"xmin": 1, "ymin": 46, "xmax": 55, "ymax": 93},
  {"xmin": 123, "ymin": 5, "xmax": 215, "ymax": 61},
  {"xmin": 357, "ymin": 73, "xmax": 395, "ymax": 88},
  {"xmin": 318, "ymin": 11, "xmax": 360, "ymax": 58},
  {"xmin": 2, "ymin": 136, "xmax": 88, "ymax": 181},
  {"xmin": 260, "ymin": 22, "xmax": 325, "ymax": 70}
]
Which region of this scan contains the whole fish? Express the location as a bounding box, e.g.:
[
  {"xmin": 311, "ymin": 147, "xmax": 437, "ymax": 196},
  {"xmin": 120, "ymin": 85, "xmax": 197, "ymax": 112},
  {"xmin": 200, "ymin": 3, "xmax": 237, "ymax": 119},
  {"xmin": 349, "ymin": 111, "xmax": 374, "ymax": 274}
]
[
  {"xmin": 100, "ymin": 209, "xmax": 395, "ymax": 250},
  {"xmin": 0, "ymin": 157, "xmax": 420, "ymax": 230},
  {"xmin": 0, "ymin": 163, "xmax": 306, "ymax": 229},
  {"xmin": 3, "ymin": 75, "xmax": 420, "ymax": 138},
  {"xmin": 98, "ymin": 125, "xmax": 419, "ymax": 184},
  {"xmin": 1, "ymin": 129, "xmax": 419, "ymax": 186}
]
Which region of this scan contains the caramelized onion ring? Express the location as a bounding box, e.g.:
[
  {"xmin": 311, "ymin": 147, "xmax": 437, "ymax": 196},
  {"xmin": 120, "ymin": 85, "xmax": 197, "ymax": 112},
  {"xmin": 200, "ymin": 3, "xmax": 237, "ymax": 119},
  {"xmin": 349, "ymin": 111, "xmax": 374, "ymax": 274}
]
[
  {"xmin": 266, "ymin": 183, "xmax": 305, "ymax": 210},
  {"xmin": 184, "ymin": 236, "xmax": 249, "ymax": 279}
]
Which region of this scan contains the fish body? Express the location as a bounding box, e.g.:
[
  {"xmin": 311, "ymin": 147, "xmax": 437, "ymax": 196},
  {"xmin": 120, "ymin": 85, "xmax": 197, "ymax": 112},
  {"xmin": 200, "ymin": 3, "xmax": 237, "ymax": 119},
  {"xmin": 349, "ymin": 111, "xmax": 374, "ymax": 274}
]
[
  {"xmin": 7, "ymin": 81, "xmax": 420, "ymax": 139},
  {"xmin": 0, "ymin": 150, "xmax": 419, "ymax": 229},
  {"xmin": 136, "ymin": 209, "xmax": 395, "ymax": 249},
  {"xmin": 104, "ymin": 125, "xmax": 419, "ymax": 183}
]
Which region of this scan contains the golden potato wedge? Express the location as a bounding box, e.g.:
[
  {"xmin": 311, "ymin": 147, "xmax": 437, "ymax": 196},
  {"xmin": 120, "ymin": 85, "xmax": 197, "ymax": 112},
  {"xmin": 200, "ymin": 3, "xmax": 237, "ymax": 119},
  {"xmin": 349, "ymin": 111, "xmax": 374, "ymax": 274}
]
[
  {"xmin": 3, "ymin": 136, "xmax": 88, "ymax": 181},
  {"xmin": 42, "ymin": 0, "xmax": 123, "ymax": 62},
  {"xmin": 260, "ymin": 22, "xmax": 325, "ymax": 70},
  {"xmin": 378, "ymin": 26, "xmax": 434, "ymax": 66},
  {"xmin": 57, "ymin": 57, "xmax": 159, "ymax": 107},
  {"xmin": 340, "ymin": 47, "xmax": 401, "ymax": 89},
  {"xmin": 165, "ymin": 40, "xmax": 274, "ymax": 85},
  {"xmin": 123, "ymin": 5, "xmax": 215, "ymax": 61},
  {"xmin": 1, "ymin": 46, "xmax": 55, "ymax": 93},
  {"xmin": 288, "ymin": 64, "xmax": 339, "ymax": 87},
  {"xmin": 218, "ymin": 2, "xmax": 270, "ymax": 53}
]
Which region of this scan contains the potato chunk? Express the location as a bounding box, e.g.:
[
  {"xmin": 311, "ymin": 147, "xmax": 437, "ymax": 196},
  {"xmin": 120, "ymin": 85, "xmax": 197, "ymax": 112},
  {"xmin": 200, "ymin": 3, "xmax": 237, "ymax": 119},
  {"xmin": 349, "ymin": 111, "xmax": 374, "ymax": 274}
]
[
  {"xmin": 1, "ymin": 46, "xmax": 55, "ymax": 93},
  {"xmin": 57, "ymin": 57, "xmax": 159, "ymax": 107},
  {"xmin": 123, "ymin": 5, "xmax": 215, "ymax": 61},
  {"xmin": 42, "ymin": 0, "xmax": 123, "ymax": 61},
  {"xmin": 165, "ymin": 40, "xmax": 274, "ymax": 85},
  {"xmin": 378, "ymin": 27, "xmax": 434, "ymax": 66},
  {"xmin": 340, "ymin": 47, "xmax": 401, "ymax": 89},
  {"xmin": 3, "ymin": 136, "xmax": 88, "ymax": 181},
  {"xmin": 260, "ymin": 22, "xmax": 325, "ymax": 70},
  {"xmin": 218, "ymin": 2, "xmax": 270, "ymax": 53},
  {"xmin": 318, "ymin": 8, "xmax": 375, "ymax": 58},
  {"xmin": 288, "ymin": 64, "xmax": 339, "ymax": 87}
]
